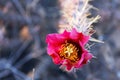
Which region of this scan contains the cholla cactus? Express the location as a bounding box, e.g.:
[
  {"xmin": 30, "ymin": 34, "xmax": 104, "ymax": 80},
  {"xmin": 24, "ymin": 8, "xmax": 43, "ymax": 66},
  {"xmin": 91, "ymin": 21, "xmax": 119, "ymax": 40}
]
[
  {"xmin": 59, "ymin": 0, "xmax": 101, "ymax": 39},
  {"xmin": 46, "ymin": 0, "xmax": 103, "ymax": 72}
]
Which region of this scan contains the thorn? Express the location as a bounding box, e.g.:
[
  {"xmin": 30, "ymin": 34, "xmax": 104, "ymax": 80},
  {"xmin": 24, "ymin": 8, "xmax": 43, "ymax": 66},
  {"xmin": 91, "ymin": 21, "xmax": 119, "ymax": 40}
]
[
  {"xmin": 92, "ymin": 56, "xmax": 97, "ymax": 59},
  {"xmin": 88, "ymin": 60, "xmax": 91, "ymax": 63}
]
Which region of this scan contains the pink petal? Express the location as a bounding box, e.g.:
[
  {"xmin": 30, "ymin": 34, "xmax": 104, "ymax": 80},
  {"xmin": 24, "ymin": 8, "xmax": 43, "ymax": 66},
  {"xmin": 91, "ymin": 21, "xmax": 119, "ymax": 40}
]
[
  {"xmin": 79, "ymin": 41, "xmax": 93, "ymax": 64},
  {"xmin": 80, "ymin": 34, "xmax": 89, "ymax": 45},
  {"xmin": 74, "ymin": 53, "xmax": 84, "ymax": 68},
  {"xmin": 50, "ymin": 53, "xmax": 61, "ymax": 64},
  {"xmin": 70, "ymin": 28, "xmax": 89, "ymax": 45},
  {"xmin": 66, "ymin": 64, "xmax": 73, "ymax": 71},
  {"xmin": 62, "ymin": 60, "xmax": 73, "ymax": 71},
  {"xmin": 47, "ymin": 43, "xmax": 61, "ymax": 55},
  {"xmin": 74, "ymin": 51, "xmax": 93, "ymax": 68},
  {"xmin": 46, "ymin": 30, "xmax": 70, "ymax": 46},
  {"xmin": 47, "ymin": 43, "xmax": 62, "ymax": 64},
  {"xmin": 79, "ymin": 41, "xmax": 86, "ymax": 52},
  {"xmin": 74, "ymin": 41, "xmax": 92, "ymax": 68},
  {"xmin": 61, "ymin": 30, "xmax": 70, "ymax": 38},
  {"xmin": 70, "ymin": 28, "xmax": 79, "ymax": 39},
  {"xmin": 82, "ymin": 52, "xmax": 93, "ymax": 64},
  {"xmin": 46, "ymin": 34, "xmax": 63, "ymax": 45},
  {"xmin": 47, "ymin": 45, "xmax": 54, "ymax": 55}
]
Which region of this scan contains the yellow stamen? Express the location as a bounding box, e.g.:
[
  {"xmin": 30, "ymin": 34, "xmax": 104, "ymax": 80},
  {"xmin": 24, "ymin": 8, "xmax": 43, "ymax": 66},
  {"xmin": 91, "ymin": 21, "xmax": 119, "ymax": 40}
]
[{"xmin": 59, "ymin": 41, "xmax": 80, "ymax": 63}]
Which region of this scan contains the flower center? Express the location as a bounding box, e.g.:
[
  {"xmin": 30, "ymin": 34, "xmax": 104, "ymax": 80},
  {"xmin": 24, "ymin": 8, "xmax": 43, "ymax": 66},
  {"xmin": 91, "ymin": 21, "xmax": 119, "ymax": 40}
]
[{"xmin": 59, "ymin": 41, "xmax": 80, "ymax": 63}]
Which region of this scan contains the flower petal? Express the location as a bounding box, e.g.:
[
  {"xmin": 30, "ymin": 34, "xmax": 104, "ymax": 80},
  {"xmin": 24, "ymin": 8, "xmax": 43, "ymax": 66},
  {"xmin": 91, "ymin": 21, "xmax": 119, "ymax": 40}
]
[
  {"xmin": 62, "ymin": 60, "xmax": 73, "ymax": 71},
  {"xmin": 47, "ymin": 43, "xmax": 61, "ymax": 55},
  {"xmin": 74, "ymin": 53, "xmax": 84, "ymax": 68},
  {"xmin": 70, "ymin": 28, "xmax": 80, "ymax": 42},
  {"xmin": 61, "ymin": 30, "xmax": 70, "ymax": 38},
  {"xmin": 46, "ymin": 34, "xmax": 63, "ymax": 45},
  {"xmin": 80, "ymin": 34, "xmax": 89, "ymax": 45},
  {"xmin": 74, "ymin": 41, "xmax": 92, "ymax": 68},
  {"xmin": 50, "ymin": 53, "xmax": 61, "ymax": 64},
  {"xmin": 46, "ymin": 30, "xmax": 70, "ymax": 46},
  {"xmin": 70, "ymin": 28, "xmax": 89, "ymax": 45},
  {"xmin": 82, "ymin": 52, "xmax": 93, "ymax": 64}
]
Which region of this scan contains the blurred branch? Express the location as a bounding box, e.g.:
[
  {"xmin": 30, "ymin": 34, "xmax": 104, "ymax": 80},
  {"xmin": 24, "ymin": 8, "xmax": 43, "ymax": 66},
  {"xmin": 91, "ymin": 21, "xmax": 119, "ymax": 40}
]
[
  {"xmin": 34, "ymin": 57, "xmax": 51, "ymax": 80},
  {"xmin": 0, "ymin": 10, "xmax": 41, "ymax": 26},
  {"xmin": 0, "ymin": 70, "xmax": 10, "ymax": 78},
  {"xmin": 0, "ymin": 59, "xmax": 31, "ymax": 80},
  {"xmin": 8, "ymin": 39, "xmax": 32, "ymax": 64},
  {"xmin": 15, "ymin": 48, "xmax": 46, "ymax": 68},
  {"xmin": 12, "ymin": 0, "xmax": 41, "ymax": 49}
]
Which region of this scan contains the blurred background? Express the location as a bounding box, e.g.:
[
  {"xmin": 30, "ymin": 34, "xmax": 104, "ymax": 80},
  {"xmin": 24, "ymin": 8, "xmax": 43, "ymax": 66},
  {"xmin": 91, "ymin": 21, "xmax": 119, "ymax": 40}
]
[{"xmin": 0, "ymin": 0, "xmax": 120, "ymax": 80}]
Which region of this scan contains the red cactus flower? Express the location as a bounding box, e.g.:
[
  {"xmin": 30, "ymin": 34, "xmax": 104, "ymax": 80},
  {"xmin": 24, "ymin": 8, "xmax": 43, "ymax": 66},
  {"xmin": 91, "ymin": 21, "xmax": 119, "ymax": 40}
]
[{"xmin": 46, "ymin": 28, "xmax": 93, "ymax": 71}]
